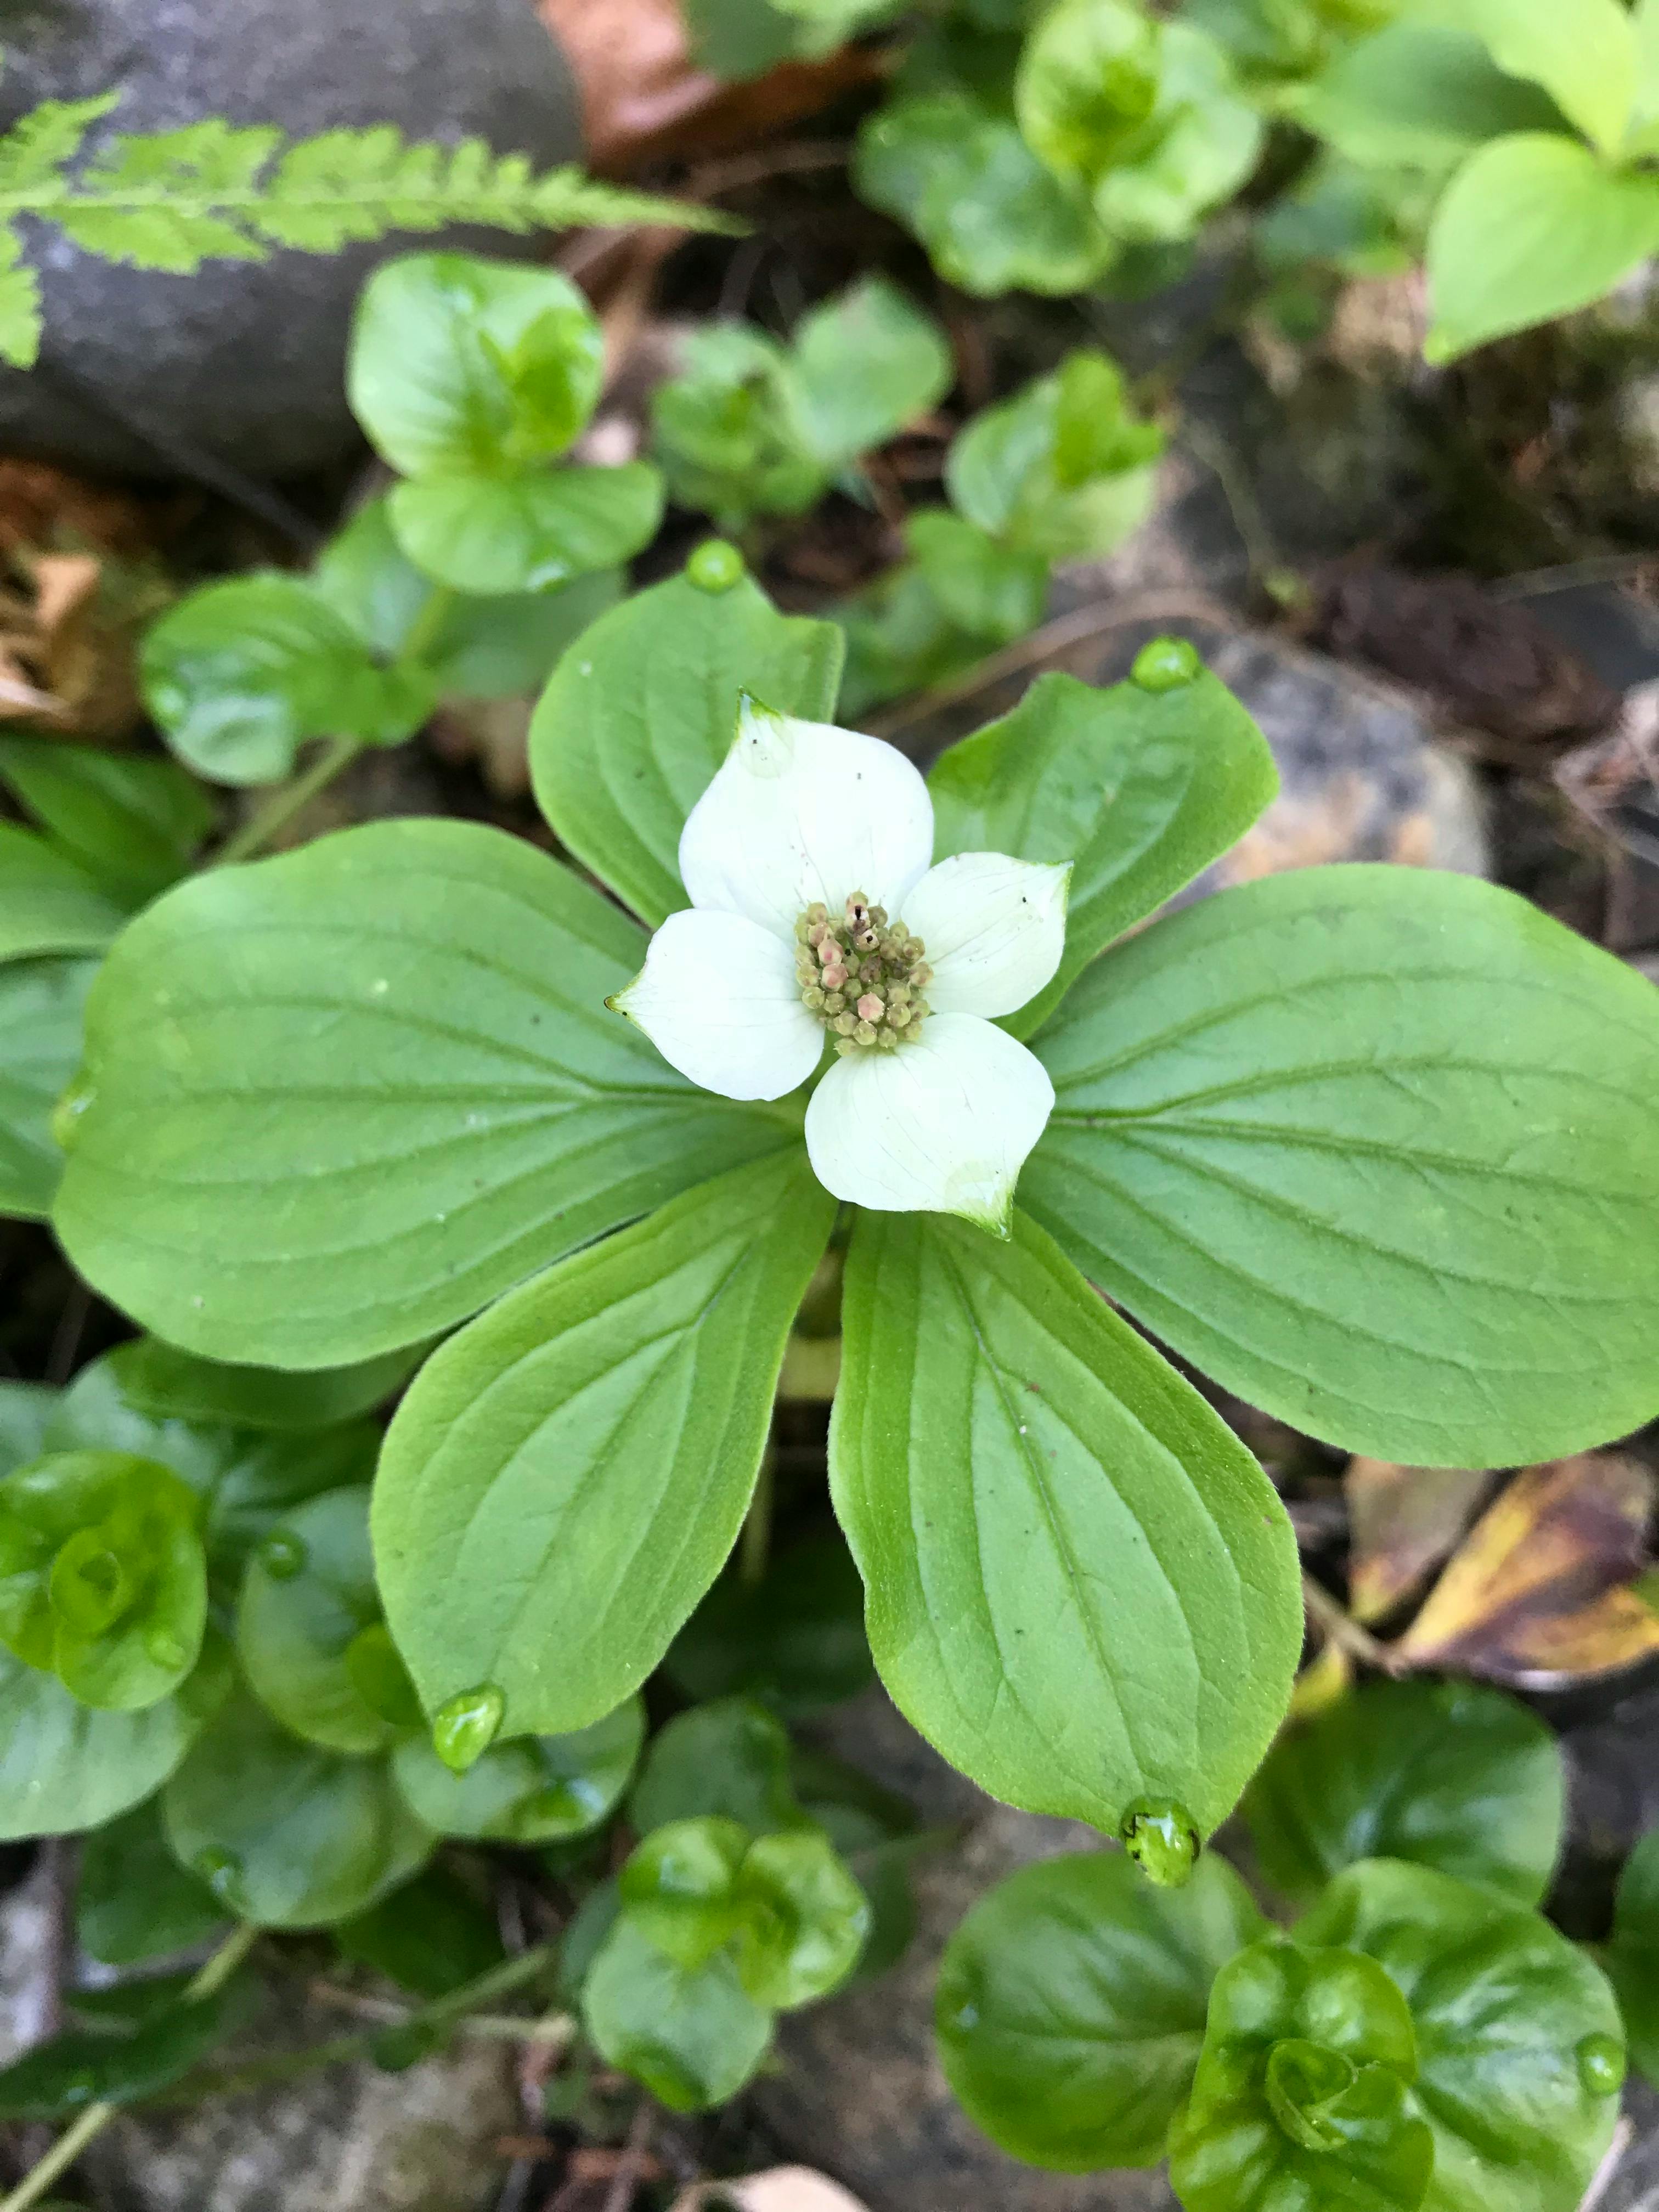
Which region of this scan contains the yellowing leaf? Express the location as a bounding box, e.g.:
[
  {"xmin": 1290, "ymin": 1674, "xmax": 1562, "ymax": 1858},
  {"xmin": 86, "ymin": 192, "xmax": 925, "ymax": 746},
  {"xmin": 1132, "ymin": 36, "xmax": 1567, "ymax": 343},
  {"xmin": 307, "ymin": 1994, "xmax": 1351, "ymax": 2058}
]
[{"xmin": 1345, "ymin": 1459, "xmax": 1493, "ymax": 1625}]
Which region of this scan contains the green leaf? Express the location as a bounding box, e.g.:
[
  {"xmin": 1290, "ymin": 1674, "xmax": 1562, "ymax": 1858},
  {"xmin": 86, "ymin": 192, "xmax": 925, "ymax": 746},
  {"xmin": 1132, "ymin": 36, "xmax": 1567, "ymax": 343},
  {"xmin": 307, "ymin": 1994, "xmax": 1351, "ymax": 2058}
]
[
  {"xmin": 907, "ymin": 512, "xmax": 1048, "ymax": 644},
  {"xmin": 0, "ymin": 1636, "xmax": 227, "ymax": 1841},
  {"xmin": 1294, "ymin": 24, "xmax": 1567, "ymax": 176},
  {"xmin": 1014, "ymin": 0, "xmax": 1161, "ymax": 185},
  {"xmin": 348, "ymin": 253, "xmax": 605, "ymax": 477},
  {"xmin": 391, "ymin": 1697, "xmax": 644, "ymax": 1841},
  {"xmin": 582, "ymin": 1916, "xmax": 773, "ymax": 2112},
  {"xmin": 665, "ymin": 1532, "xmax": 874, "ymax": 1717},
  {"xmin": 140, "ymin": 572, "xmax": 435, "ymax": 785},
  {"xmin": 789, "ymin": 278, "xmax": 953, "ymax": 466},
  {"xmin": 1425, "ymin": 136, "xmax": 1659, "ymax": 365},
  {"xmin": 236, "ymin": 1486, "xmax": 410, "ymax": 1753},
  {"xmin": 853, "ymin": 96, "xmax": 1117, "ymax": 298},
  {"xmin": 0, "ymin": 956, "xmax": 97, "ymax": 1221},
  {"xmin": 0, "ymin": 820, "xmax": 131, "ymax": 962},
  {"xmin": 77, "ymin": 1798, "xmax": 226, "ymax": 1965},
  {"xmin": 387, "ymin": 461, "xmax": 663, "ymax": 597},
  {"xmin": 834, "ymin": 563, "xmax": 984, "ymax": 720},
  {"xmin": 1068, "ymin": 20, "xmax": 1264, "ymax": 246},
  {"xmin": 937, "ymin": 1847, "xmax": 1267, "ymax": 2170},
  {"xmin": 1243, "ymin": 1679, "xmax": 1565, "ymax": 1909},
  {"xmin": 1024, "ymin": 866, "xmax": 1659, "ymax": 1466},
  {"xmin": 0, "ymin": 1450, "xmax": 208, "ymax": 1710},
  {"xmin": 0, "ymin": 222, "xmax": 41, "ymax": 370},
  {"xmin": 0, "ymin": 1971, "xmax": 250, "ymax": 2120},
  {"xmin": 528, "ymin": 562, "xmax": 843, "ymax": 928},
  {"xmin": 1418, "ymin": 0, "xmax": 1635, "ymax": 154},
  {"xmin": 829, "ymin": 1207, "xmax": 1300, "ymax": 1835},
  {"xmin": 162, "ymin": 1689, "xmax": 433, "ymax": 1928},
  {"xmin": 335, "ymin": 1864, "xmax": 506, "ymax": 1997},
  {"xmin": 1606, "ymin": 1830, "xmax": 1659, "ymax": 2088},
  {"xmin": 928, "ymin": 668, "xmax": 1277, "ymax": 1039},
  {"xmin": 684, "ymin": 0, "xmax": 806, "ymax": 78},
  {"xmin": 0, "ymin": 738, "xmax": 212, "ymax": 906},
  {"xmin": 375, "ymin": 1152, "xmax": 833, "ymax": 1736},
  {"xmin": 1168, "ymin": 1938, "xmax": 1434, "ymax": 2212},
  {"xmin": 729, "ymin": 1827, "xmax": 869, "ymax": 2008},
  {"xmin": 107, "ymin": 1336, "xmax": 419, "ymax": 1434},
  {"xmin": 650, "ymin": 324, "xmax": 826, "ymax": 531},
  {"xmin": 314, "ymin": 494, "xmax": 619, "ymax": 698},
  {"xmin": 1299, "ymin": 1860, "xmax": 1627, "ymax": 2212},
  {"xmin": 0, "ymin": 1385, "xmax": 57, "ymax": 1480},
  {"xmin": 630, "ymin": 1696, "xmax": 807, "ymax": 1836},
  {"xmin": 620, "ymin": 1815, "xmax": 753, "ymax": 1968},
  {"xmin": 53, "ymin": 818, "xmax": 799, "ymax": 1366}
]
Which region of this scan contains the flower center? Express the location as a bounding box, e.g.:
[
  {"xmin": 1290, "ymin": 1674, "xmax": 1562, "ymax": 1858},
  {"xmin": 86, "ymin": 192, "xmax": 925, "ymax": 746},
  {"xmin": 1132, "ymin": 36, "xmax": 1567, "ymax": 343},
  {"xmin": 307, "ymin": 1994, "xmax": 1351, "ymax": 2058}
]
[{"xmin": 794, "ymin": 891, "xmax": 933, "ymax": 1056}]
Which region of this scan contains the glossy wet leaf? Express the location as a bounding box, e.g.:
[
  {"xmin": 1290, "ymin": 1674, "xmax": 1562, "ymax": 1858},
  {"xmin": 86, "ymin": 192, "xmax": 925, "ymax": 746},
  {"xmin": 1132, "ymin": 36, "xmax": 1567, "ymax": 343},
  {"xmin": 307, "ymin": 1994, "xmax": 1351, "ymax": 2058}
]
[
  {"xmin": 1167, "ymin": 1938, "xmax": 1432, "ymax": 2212},
  {"xmin": 108, "ymin": 1336, "xmax": 420, "ymax": 1435},
  {"xmin": 529, "ymin": 563, "xmax": 844, "ymax": 928},
  {"xmin": 236, "ymin": 1486, "xmax": 408, "ymax": 1753},
  {"xmin": 928, "ymin": 668, "xmax": 1276, "ymax": 1039},
  {"xmin": 937, "ymin": 1846, "xmax": 1267, "ymax": 2169},
  {"xmin": 620, "ymin": 1816, "xmax": 753, "ymax": 1969},
  {"xmin": 789, "ymin": 278, "xmax": 952, "ymax": 466},
  {"xmin": 729, "ymin": 1827, "xmax": 869, "ymax": 2009},
  {"xmin": 1396, "ymin": 1454, "xmax": 1659, "ymax": 1684},
  {"xmin": 946, "ymin": 353, "xmax": 1162, "ymax": 562},
  {"xmin": 376, "ymin": 1155, "xmax": 834, "ymax": 1735},
  {"xmin": 830, "ymin": 1207, "xmax": 1301, "ymax": 1835},
  {"xmin": 0, "ymin": 1970, "xmax": 251, "ymax": 2119},
  {"xmin": 53, "ymin": 818, "xmax": 800, "ymax": 1367},
  {"xmin": 1299, "ymin": 1859, "xmax": 1627, "ymax": 2212},
  {"xmin": 582, "ymin": 1916, "xmax": 773, "ymax": 2112},
  {"xmin": 347, "ymin": 254, "xmax": 605, "ymax": 478},
  {"xmin": 1243, "ymin": 1679, "xmax": 1565, "ymax": 1909},
  {"xmin": 0, "ymin": 1449, "xmax": 207, "ymax": 1709},
  {"xmin": 1425, "ymin": 137, "xmax": 1659, "ymax": 365},
  {"xmin": 387, "ymin": 461, "xmax": 663, "ymax": 599},
  {"xmin": 163, "ymin": 1690, "xmax": 433, "ymax": 1928},
  {"xmin": 0, "ymin": 1635, "xmax": 227, "ymax": 1841},
  {"xmin": 0, "ymin": 737, "xmax": 212, "ymax": 906},
  {"xmin": 1606, "ymin": 1831, "xmax": 1659, "ymax": 2089},
  {"xmin": 141, "ymin": 573, "xmax": 435, "ymax": 785},
  {"xmin": 1344, "ymin": 1462, "xmax": 1491, "ymax": 1626},
  {"xmin": 392, "ymin": 1697, "xmax": 644, "ymax": 1841},
  {"xmin": 631, "ymin": 1699, "xmax": 809, "ymax": 1839},
  {"xmin": 1089, "ymin": 23, "xmax": 1263, "ymax": 246},
  {"xmin": 665, "ymin": 1534, "xmax": 874, "ymax": 1717},
  {"xmin": 0, "ymin": 820, "xmax": 131, "ymax": 961},
  {"xmin": 1025, "ymin": 866, "xmax": 1659, "ymax": 1467},
  {"xmin": 77, "ymin": 1797, "xmax": 225, "ymax": 1965},
  {"xmin": 1014, "ymin": 0, "xmax": 1160, "ymax": 185},
  {"xmin": 0, "ymin": 956, "xmax": 97, "ymax": 1221},
  {"xmin": 335, "ymin": 1865, "xmax": 506, "ymax": 1998}
]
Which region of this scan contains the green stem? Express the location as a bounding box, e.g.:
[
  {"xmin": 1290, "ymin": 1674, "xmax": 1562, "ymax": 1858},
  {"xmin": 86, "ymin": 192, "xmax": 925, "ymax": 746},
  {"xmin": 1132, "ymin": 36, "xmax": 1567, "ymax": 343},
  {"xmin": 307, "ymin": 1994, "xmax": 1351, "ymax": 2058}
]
[
  {"xmin": 396, "ymin": 583, "xmax": 458, "ymax": 670},
  {"xmin": 212, "ymin": 735, "xmax": 364, "ymax": 867},
  {"xmin": 740, "ymin": 1448, "xmax": 775, "ymax": 1588},
  {"xmin": 185, "ymin": 1922, "xmax": 261, "ymax": 2001}
]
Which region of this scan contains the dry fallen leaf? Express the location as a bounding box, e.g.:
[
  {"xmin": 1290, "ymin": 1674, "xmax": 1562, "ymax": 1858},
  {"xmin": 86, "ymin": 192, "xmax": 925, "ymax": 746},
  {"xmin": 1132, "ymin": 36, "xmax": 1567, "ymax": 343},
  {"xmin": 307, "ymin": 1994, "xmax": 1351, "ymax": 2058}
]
[
  {"xmin": 672, "ymin": 2168, "xmax": 872, "ymax": 2212},
  {"xmin": 1395, "ymin": 1453, "xmax": 1659, "ymax": 1688},
  {"xmin": 1345, "ymin": 1458, "xmax": 1494, "ymax": 1625}
]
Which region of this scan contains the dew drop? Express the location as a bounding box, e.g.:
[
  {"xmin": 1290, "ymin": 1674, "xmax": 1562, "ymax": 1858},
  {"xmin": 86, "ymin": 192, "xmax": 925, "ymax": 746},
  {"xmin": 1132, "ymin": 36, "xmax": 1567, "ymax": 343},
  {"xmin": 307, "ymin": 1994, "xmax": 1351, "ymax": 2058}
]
[
  {"xmin": 1130, "ymin": 636, "xmax": 1202, "ymax": 693},
  {"xmin": 194, "ymin": 1846, "xmax": 244, "ymax": 1905},
  {"xmin": 1577, "ymin": 2033, "xmax": 1624, "ymax": 2096},
  {"xmin": 1119, "ymin": 1797, "xmax": 1199, "ymax": 1887},
  {"xmin": 50, "ymin": 1071, "xmax": 96, "ymax": 1153},
  {"xmin": 258, "ymin": 1530, "xmax": 307, "ymax": 1581},
  {"xmin": 432, "ymin": 1683, "xmax": 505, "ymax": 1774},
  {"xmin": 687, "ymin": 538, "xmax": 745, "ymax": 594}
]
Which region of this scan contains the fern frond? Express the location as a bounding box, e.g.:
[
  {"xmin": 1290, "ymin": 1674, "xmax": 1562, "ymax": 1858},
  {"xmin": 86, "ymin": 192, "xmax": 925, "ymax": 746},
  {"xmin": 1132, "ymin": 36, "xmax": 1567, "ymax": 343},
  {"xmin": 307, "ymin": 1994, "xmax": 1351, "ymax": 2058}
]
[
  {"xmin": 0, "ymin": 93, "xmax": 117, "ymax": 196},
  {"xmin": 0, "ymin": 220, "xmax": 41, "ymax": 366},
  {"xmin": 0, "ymin": 117, "xmax": 737, "ymax": 280}
]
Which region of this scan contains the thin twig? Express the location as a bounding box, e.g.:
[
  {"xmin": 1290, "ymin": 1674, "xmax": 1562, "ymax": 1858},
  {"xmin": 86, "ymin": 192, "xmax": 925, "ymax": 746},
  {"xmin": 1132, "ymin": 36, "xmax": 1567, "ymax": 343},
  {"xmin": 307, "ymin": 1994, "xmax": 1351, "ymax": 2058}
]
[
  {"xmin": 599, "ymin": 2099, "xmax": 656, "ymax": 2212},
  {"xmin": 1301, "ymin": 1573, "xmax": 1404, "ymax": 1675},
  {"xmin": 685, "ymin": 141, "xmax": 850, "ymax": 203},
  {"xmin": 1576, "ymin": 2115, "xmax": 1634, "ymax": 2212}
]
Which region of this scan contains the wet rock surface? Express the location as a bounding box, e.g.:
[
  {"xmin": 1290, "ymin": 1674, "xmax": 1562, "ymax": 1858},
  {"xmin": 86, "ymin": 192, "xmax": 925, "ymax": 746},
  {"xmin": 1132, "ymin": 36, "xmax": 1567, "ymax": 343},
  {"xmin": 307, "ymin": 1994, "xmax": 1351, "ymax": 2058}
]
[{"xmin": 0, "ymin": 0, "xmax": 582, "ymax": 481}]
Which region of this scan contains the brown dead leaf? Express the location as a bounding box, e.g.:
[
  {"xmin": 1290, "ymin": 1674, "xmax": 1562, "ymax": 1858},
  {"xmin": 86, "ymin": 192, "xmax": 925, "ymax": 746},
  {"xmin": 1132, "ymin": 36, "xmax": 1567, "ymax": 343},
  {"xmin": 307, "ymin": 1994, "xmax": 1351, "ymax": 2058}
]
[
  {"xmin": 1345, "ymin": 1459, "xmax": 1494, "ymax": 1626},
  {"xmin": 1395, "ymin": 1453, "xmax": 1659, "ymax": 1687},
  {"xmin": 672, "ymin": 2171, "xmax": 872, "ymax": 2212}
]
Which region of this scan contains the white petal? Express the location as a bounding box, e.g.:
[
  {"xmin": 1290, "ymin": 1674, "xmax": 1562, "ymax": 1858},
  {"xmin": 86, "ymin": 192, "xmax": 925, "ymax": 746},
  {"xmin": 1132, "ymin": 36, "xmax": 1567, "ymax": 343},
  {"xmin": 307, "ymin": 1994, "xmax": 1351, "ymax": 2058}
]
[
  {"xmin": 610, "ymin": 909, "xmax": 823, "ymax": 1102},
  {"xmin": 804, "ymin": 1013, "xmax": 1054, "ymax": 1232},
  {"xmin": 679, "ymin": 695, "xmax": 935, "ymax": 939},
  {"xmin": 903, "ymin": 852, "xmax": 1071, "ymax": 1019}
]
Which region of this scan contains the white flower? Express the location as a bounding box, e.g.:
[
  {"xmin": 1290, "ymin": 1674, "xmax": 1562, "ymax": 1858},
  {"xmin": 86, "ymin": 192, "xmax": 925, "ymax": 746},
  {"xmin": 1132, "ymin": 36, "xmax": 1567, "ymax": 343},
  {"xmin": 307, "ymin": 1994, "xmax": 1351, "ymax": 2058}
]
[{"xmin": 610, "ymin": 697, "xmax": 1069, "ymax": 1232}]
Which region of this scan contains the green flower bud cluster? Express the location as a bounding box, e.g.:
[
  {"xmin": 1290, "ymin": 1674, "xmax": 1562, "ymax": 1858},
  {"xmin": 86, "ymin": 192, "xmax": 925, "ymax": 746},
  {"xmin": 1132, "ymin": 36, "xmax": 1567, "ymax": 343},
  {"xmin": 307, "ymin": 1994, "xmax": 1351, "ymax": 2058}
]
[{"xmin": 794, "ymin": 891, "xmax": 935, "ymax": 1055}]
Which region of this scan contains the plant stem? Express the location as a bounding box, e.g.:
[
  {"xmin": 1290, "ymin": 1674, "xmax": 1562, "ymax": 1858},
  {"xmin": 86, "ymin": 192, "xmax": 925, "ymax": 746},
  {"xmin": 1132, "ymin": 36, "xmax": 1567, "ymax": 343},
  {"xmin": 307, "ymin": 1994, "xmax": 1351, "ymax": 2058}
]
[
  {"xmin": 740, "ymin": 1448, "xmax": 775, "ymax": 1588},
  {"xmin": 212, "ymin": 735, "xmax": 363, "ymax": 867},
  {"xmin": 1301, "ymin": 1573, "xmax": 1402, "ymax": 1674},
  {"xmin": 186, "ymin": 1921, "xmax": 261, "ymax": 2001},
  {"xmin": 396, "ymin": 583, "xmax": 457, "ymax": 670}
]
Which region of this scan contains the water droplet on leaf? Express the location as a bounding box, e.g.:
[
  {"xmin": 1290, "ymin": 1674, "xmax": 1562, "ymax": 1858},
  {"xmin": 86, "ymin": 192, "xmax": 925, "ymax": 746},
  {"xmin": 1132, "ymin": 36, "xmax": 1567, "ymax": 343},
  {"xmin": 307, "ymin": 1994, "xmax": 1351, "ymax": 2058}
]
[
  {"xmin": 50, "ymin": 1071, "xmax": 95, "ymax": 1153},
  {"xmin": 432, "ymin": 1683, "xmax": 505, "ymax": 1773},
  {"xmin": 687, "ymin": 539, "xmax": 745, "ymax": 594},
  {"xmin": 1577, "ymin": 2033, "xmax": 1624, "ymax": 2096},
  {"xmin": 1130, "ymin": 636, "xmax": 1201, "ymax": 692},
  {"xmin": 258, "ymin": 1530, "xmax": 307, "ymax": 1580},
  {"xmin": 194, "ymin": 1847, "xmax": 244, "ymax": 1905},
  {"xmin": 1119, "ymin": 1797, "xmax": 1199, "ymax": 1886}
]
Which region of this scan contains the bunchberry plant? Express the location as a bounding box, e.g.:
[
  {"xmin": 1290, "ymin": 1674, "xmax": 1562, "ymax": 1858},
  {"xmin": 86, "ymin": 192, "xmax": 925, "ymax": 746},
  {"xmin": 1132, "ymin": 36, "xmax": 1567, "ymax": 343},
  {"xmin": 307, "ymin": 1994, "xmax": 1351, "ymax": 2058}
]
[{"xmin": 938, "ymin": 1679, "xmax": 1642, "ymax": 2212}]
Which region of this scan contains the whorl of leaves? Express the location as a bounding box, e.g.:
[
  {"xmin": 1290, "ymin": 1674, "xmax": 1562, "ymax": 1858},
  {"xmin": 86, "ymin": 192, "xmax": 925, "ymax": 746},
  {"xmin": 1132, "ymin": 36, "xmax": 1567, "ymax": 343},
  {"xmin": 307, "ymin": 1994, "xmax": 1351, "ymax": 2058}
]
[{"xmin": 0, "ymin": 98, "xmax": 727, "ymax": 369}]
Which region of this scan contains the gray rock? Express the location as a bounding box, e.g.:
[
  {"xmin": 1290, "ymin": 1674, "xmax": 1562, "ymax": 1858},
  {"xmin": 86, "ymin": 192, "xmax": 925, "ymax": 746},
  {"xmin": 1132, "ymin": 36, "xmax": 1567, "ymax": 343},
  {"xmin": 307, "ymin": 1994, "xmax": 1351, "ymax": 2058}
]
[{"xmin": 0, "ymin": 0, "xmax": 582, "ymax": 481}]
